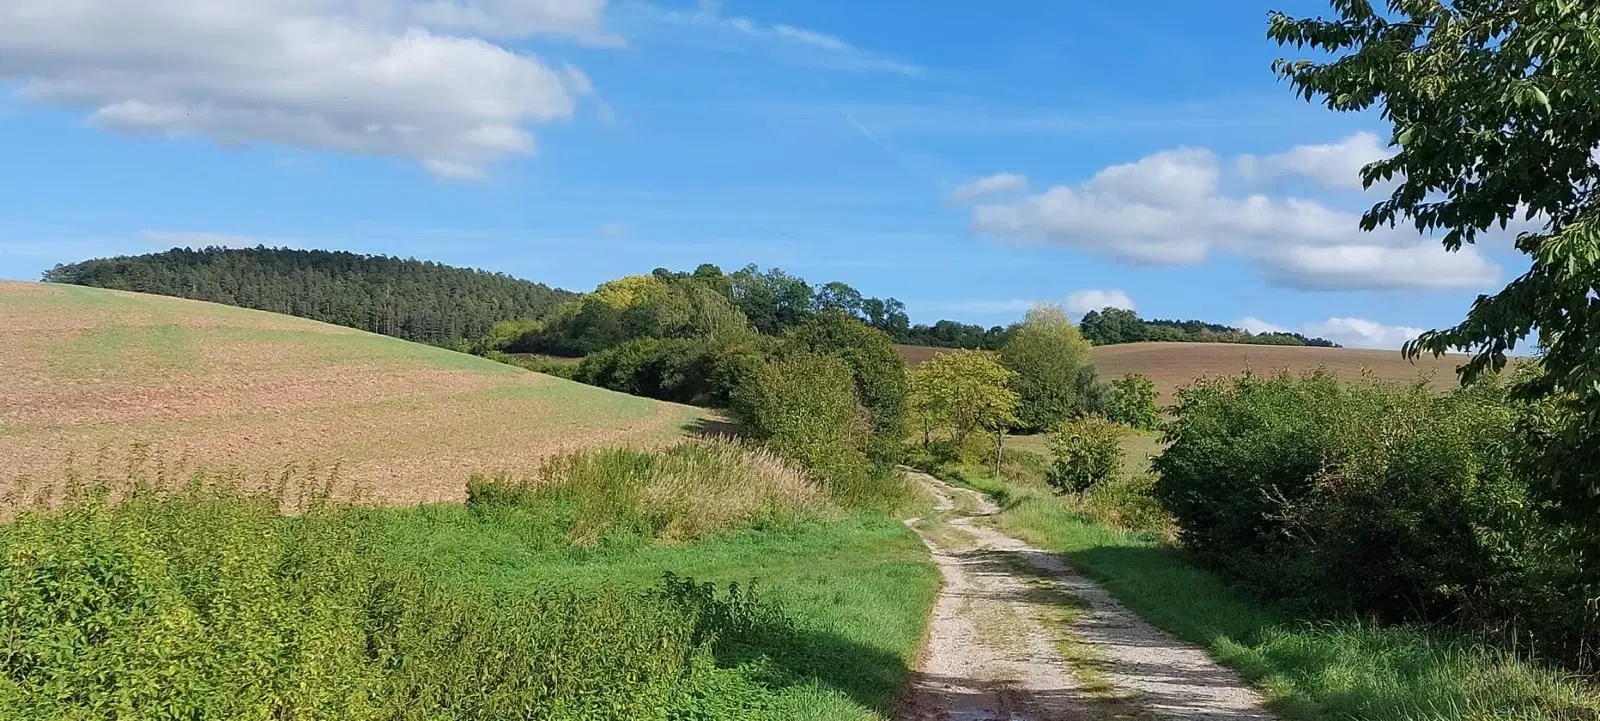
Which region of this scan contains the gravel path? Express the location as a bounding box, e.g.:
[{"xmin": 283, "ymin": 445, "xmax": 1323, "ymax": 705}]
[{"xmin": 898, "ymin": 471, "xmax": 1277, "ymax": 721}]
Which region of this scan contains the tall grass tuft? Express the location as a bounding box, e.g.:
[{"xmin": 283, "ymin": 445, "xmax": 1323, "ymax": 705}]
[{"xmin": 468, "ymin": 438, "xmax": 834, "ymax": 544}]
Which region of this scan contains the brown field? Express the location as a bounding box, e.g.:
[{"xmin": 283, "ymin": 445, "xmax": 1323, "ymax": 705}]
[
  {"xmin": 0, "ymin": 281, "xmax": 710, "ymax": 506},
  {"xmin": 898, "ymin": 341, "xmax": 1473, "ymax": 403}
]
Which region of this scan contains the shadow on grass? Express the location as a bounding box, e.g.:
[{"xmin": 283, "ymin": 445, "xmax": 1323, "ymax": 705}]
[
  {"xmin": 710, "ymin": 607, "xmax": 915, "ymax": 712},
  {"xmin": 682, "ymin": 416, "xmax": 744, "ymax": 440}
]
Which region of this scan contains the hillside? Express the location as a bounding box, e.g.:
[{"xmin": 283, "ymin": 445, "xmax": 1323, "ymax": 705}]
[
  {"xmin": 899, "ymin": 341, "xmax": 1471, "ymax": 402},
  {"xmin": 43, "ymin": 246, "xmax": 577, "ymax": 348},
  {"xmin": 0, "ymin": 281, "xmax": 706, "ymax": 505}
]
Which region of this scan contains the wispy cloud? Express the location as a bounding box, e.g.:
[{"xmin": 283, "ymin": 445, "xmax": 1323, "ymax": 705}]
[
  {"xmin": 763, "ymin": 95, "xmax": 1296, "ymax": 137},
  {"xmin": 948, "ymin": 173, "xmax": 1028, "ymax": 204},
  {"xmin": 621, "ymin": 2, "xmax": 924, "ymax": 76}
]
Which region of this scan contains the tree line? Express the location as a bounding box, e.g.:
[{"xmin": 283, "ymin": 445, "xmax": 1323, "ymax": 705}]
[
  {"xmin": 1079, "ymin": 307, "xmax": 1338, "ymax": 347},
  {"xmin": 42, "ymin": 246, "xmax": 576, "ymax": 348},
  {"xmin": 45, "ymin": 246, "xmax": 1339, "ymax": 354}
]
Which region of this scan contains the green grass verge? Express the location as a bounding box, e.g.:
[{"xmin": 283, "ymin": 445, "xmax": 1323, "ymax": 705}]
[
  {"xmin": 939, "ymin": 467, "xmax": 1600, "ymax": 721},
  {"xmin": 377, "ymin": 507, "xmax": 937, "ymax": 719}
]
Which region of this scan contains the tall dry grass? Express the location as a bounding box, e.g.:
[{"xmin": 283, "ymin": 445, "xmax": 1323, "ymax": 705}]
[
  {"xmin": 1, "ymin": 442, "xmax": 367, "ymax": 522},
  {"xmin": 468, "ymin": 438, "xmax": 834, "ymax": 544}
]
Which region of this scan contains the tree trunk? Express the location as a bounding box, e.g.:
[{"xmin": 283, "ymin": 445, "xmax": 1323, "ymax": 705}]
[{"xmin": 992, "ymin": 428, "xmax": 1005, "ymax": 478}]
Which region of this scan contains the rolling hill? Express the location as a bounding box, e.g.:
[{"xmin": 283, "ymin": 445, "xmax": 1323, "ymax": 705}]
[
  {"xmin": 1, "ymin": 281, "xmax": 708, "ymax": 505},
  {"xmin": 898, "ymin": 341, "xmax": 1473, "ymax": 402}
]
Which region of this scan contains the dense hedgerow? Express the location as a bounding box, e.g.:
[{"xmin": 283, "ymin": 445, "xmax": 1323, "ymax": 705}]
[
  {"xmin": 1152, "ymin": 370, "xmax": 1596, "ymax": 667},
  {"xmin": 574, "ymin": 335, "xmax": 772, "ymax": 408}
]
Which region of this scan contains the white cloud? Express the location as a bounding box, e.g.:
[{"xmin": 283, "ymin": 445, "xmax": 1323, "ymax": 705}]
[
  {"xmin": 1235, "ymin": 316, "xmax": 1290, "ymax": 335},
  {"xmin": 1259, "ymin": 243, "xmax": 1499, "ymax": 291},
  {"xmin": 1237, "ymin": 131, "xmax": 1393, "ymax": 191},
  {"xmin": 969, "ymin": 143, "xmax": 1500, "ymax": 291},
  {"xmin": 0, "ymin": 0, "xmax": 608, "ymax": 179},
  {"xmin": 947, "ymin": 172, "xmax": 1028, "ymax": 203},
  {"xmin": 1235, "ymin": 315, "xmax": 1425, "ymax": 349},
  {"xmin": 1064, "ymin": 289, "xmax": 1135, "ymax": 315},
  {"xmin": 937, "ymin": 289, "xmax": 1135, "ymax": 318},
  {"xmin": 628, "ymin": 3, "xmax": 922, "ymax": 75},
  {"xmin": 411, "ymin": 0, "xmax": 620, "ymax": 44},
  {"xmin": 1305, "ymin": 317, "xmax": 1425, "ymax": 349},
  {"xmin": 596, "ymin": 222, "xmax": 627, "ymax": 236}
]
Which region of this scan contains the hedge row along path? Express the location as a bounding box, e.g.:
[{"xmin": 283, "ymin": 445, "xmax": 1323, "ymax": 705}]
[{"xmin": 897, "ymin": 471, "xmax": 1275, "ymax": 721}]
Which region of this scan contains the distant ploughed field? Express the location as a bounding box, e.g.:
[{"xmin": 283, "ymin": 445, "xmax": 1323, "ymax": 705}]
[
  {"xmin": 897, "ymin": 342, "xmax": 1471, "ymax": 403},
  {"xmin": 0, "ymin": 281, "xmax": 707, "ymax": 506}
]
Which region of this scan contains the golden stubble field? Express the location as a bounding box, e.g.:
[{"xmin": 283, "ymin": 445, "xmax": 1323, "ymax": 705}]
[
  {"xmin": 1, "ymin": 281, "xmax": 709, "ymax": 506},
  {"xmin": 898, "ymin": 341, "xmax": 1472, "ymax": 403}
]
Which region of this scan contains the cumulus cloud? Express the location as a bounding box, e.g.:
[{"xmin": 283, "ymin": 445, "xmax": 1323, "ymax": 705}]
[
  {"xmin": 1235, "ymin": 315, "xmax": 1425, "ymax": 349},
  {"xmin": 969, "ymin": 144, "xmax": 1500, "ymax": 291},
  {"xmin": 1259, "ymin": 244, "xmax": 1499, "ymax": 291},
  {"xmin": 1064, "ymin": 289, "xmax": 1135, "ymax": 315},
  {"xmin": 411, "ymin": 0, "xmax": 619, "ymax": 43},
  {"xmin": 1237, "ymin": 132, "xmax": 1394, "ymax": 191},
  {"xmin": 947, "ymin": 173, "xmax": 1029, "ymax": 203},
  {"xmin": 0, "ymin": 0, "xmax": 610, "ymax": 179}
]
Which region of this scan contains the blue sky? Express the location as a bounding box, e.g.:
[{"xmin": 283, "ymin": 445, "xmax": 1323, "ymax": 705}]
[{"xmin": 0, "ymin": 0, "xmax": 1526, "ymax": 348}]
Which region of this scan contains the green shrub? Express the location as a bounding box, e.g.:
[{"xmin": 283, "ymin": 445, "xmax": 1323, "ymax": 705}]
[
  {"xmin": 1045, "ymin": 416, "xmax": 1124, "ymax": 494},
  {"xmin": 1105, "ymin": 373, "xmax": 1160, "ymax": 430},
  {"xmin": 780, "ymin": 312, "xmax": 909, "ymax": 472},
  {"xmin": 1084, "ymin": 471, "xmax": 1169, "ymax": 535},
  {"xmin": 731, "ymin": 353, "xmax": 905, "ymax": 509},
  {"xmin": 1152, "ymin": 370, "xmax": 1596, "ymax": 666}
]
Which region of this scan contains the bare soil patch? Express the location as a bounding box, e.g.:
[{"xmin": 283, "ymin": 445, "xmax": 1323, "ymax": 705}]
[
  {"xmin": 898, "ymin": 342, "xmax": 1472, "ymax": 403},
  {"xmin": 1, "ymin": 281, "xmax": 708, "ymax": 506}
]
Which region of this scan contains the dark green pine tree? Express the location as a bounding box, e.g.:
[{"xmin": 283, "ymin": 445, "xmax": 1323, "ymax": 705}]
[{"xmin": 43, "ymin": 246, "xmax": 577, "ymax": 348}]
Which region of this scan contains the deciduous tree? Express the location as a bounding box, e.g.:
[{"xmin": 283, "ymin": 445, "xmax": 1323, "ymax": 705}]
[
  {"xmin": 1270, "ymin": 0, "xmax": 1600, "ymax": 517},
  {"xmin": 909, "ymin": 349, "xmax": 1019, "ymax": 449},
  {"xmin": 1000, "ymin": 304, "xmax": 1096, "ymax": 431}
]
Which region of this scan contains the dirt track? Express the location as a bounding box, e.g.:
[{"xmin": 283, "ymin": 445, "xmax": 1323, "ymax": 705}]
[{"xmin": 898, "ymin": 472, "xmax": 1276, "ymax": 721}]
